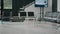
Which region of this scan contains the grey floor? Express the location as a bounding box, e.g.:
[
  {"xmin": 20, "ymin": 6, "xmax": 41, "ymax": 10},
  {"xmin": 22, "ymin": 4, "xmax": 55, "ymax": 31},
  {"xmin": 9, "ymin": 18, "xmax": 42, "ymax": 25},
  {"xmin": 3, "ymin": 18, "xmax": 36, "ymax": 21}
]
[{"xmin": 0, "ymin": 20, "xmax": 60, "ymax": 34}]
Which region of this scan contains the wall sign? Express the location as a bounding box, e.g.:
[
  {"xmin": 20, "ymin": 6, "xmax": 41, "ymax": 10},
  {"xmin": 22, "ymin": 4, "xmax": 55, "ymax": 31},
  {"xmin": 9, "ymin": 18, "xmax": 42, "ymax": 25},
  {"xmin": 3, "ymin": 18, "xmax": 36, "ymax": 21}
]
[{"xmin": 35, "ymin": 0, "xmax": 48, "ymax": 7}]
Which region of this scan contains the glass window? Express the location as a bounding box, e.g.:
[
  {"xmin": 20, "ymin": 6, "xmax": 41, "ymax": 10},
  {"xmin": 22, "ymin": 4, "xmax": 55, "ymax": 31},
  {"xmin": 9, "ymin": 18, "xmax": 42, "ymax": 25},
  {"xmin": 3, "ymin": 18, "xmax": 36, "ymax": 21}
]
[{"xmin": 4, "ymin": 0, "xmax": 12, "ymax": 9}]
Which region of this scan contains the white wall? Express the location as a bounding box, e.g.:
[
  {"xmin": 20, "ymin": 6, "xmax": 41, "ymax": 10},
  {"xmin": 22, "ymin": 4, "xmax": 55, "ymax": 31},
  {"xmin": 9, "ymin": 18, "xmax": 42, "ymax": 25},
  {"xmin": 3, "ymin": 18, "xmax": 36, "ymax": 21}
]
[
  {"xmin": 25, "ymin": 0, "xmax": 52, "ymax": 20},
  {"xmin": 57, "ymin": 0, "xmax": 60, "ymax": 12}
]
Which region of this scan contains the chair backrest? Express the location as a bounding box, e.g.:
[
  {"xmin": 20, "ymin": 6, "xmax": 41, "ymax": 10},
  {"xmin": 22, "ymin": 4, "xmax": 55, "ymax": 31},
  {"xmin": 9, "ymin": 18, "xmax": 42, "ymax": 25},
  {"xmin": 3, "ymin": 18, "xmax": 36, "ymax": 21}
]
[
  {"xmin": 20, "ymin": 12, "xmax": 26, "ymax": 17},
  {"xmin": 45, "ymin": 12, "xmax": 59, "ymax": 18},
  {"xmin": 57, "ymin": 13, "xmax": 60, "ymax": 19},
  {"xmin": 28, "ymin": 12, "xmax": 34, "ymax": 17},
  {"xmin": 3, "ymin": 11, "xmax": 10, "ymax": 17},
  {"xmin": 52, "ymin": 12, "xmax": 59, "ymax": 18},
  {"xmin": 44, "ymin": 12, "xmax": 52, "ymax": 17}
]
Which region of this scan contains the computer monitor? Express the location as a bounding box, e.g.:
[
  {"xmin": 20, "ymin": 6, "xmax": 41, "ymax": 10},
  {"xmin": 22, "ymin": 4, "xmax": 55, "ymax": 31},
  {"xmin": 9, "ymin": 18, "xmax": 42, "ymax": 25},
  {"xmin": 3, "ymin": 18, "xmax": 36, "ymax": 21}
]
[
  {"xmin": 28, "ymin": 12, "xmax": 34, "ymax": 16},
  {"xmin": 20, "ymin": 12, "xmax": 26, "ymax": 17}
]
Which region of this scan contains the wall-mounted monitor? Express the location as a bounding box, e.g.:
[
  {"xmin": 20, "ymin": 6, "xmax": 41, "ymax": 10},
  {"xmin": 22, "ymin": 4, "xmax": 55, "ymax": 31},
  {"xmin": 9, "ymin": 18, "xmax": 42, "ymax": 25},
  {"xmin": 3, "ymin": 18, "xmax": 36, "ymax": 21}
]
[{"xmin": 35, "ymin": 0, "xmax": 48, "ymax": 7}]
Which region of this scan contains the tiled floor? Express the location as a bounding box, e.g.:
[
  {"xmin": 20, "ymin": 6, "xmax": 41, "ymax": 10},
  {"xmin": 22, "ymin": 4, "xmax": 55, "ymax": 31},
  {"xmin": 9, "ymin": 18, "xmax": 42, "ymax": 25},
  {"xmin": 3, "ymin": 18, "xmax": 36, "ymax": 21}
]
[{"xmin": 0, "ymin": 20, "xmax": 60, "ymax": 34}]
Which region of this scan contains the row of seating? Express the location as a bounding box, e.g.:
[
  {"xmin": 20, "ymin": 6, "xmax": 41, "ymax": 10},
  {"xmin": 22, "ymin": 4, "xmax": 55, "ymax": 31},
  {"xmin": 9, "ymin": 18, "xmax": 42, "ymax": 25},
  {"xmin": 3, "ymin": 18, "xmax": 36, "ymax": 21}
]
[
  {"xmin": 19, "ymin": 11, "xmax": 36, "ymax": 21},
  {"xmin": 2, "ymin": 11, "xmax": 36, "ymax": 22},
  {"xmin": 19, "ymin": 12, "xmax": 34, "ymax": 17},
  {"xmin": 44, "ymin": 12, "xmax": 60, "ymax": 23}
]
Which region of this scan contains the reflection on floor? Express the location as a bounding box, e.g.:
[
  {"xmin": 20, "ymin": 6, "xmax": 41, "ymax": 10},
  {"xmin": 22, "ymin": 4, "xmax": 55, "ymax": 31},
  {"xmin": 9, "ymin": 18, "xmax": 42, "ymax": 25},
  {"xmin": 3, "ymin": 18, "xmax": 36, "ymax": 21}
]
[{"xmin": 0, "ymin": 20, "xmax": 60, "ymax": 34}]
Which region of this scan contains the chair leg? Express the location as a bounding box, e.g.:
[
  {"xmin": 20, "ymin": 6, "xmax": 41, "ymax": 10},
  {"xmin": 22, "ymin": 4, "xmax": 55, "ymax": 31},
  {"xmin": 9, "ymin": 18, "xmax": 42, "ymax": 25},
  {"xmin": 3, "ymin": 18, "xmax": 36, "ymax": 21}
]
[{"xmin": 56, "ymin": 25, "xmax": 60, "ymax": 30}]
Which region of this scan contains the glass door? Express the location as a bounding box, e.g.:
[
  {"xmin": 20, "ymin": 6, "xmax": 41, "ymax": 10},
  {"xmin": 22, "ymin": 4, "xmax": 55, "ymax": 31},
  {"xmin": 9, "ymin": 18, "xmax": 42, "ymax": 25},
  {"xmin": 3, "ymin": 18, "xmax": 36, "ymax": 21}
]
[
  {"xmin": 1, "ymin": 0, "xmax": 12, "ymax": 24},
  {"xmin": 52, "ymin": 0, "xmax": 57, "ymax": 12}
]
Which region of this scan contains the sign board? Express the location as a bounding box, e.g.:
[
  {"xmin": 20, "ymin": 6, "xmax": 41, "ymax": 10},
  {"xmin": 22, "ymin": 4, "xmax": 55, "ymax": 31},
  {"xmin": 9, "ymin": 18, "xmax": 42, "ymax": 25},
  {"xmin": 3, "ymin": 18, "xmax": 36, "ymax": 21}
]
[{"xmin": 35, "ymin": 0, "xmax": 48, "ymax": 7}]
